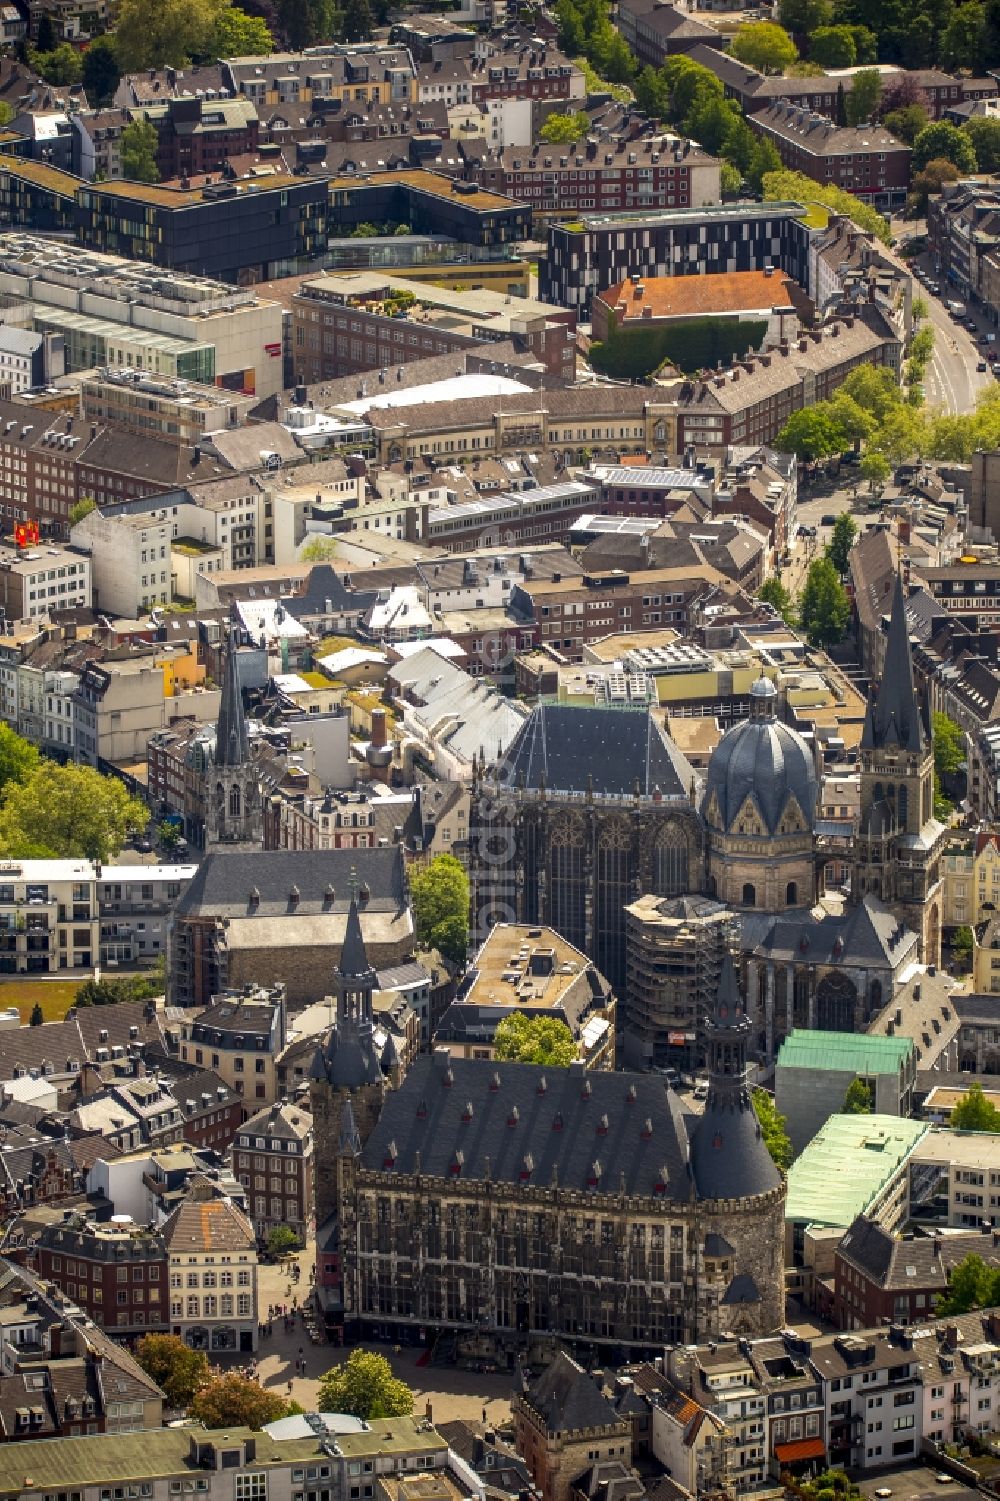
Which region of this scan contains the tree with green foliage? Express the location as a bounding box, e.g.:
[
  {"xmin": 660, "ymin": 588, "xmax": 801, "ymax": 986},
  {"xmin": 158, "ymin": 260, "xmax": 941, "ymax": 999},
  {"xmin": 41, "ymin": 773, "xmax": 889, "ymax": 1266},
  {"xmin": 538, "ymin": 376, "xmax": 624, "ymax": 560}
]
[
  {"xmin": 747, "ymin": 135, "xmax": 783, "ymax": 192},
  {"xmin": 342, "ymin": 0, "xmax": 371, "ymax": 42},
  {"xmin": 300, "ymin": 535, "xmax": 338, "ymax": 561},
  {"xmin": 842, "ymin": 1077, "xmax": 873, "ymax": 1114},
  {"xmin": 913, "ymin": 120, "xmax": 978, "ymax": 172},
  {"xmin": 938, "ymin": 1253, "xmax": 1000, "ymax": 1314},
  {"xmin": 729, "ymin": 20, "xmax": 797, "ymax": 71},
  {"xmin": 840, "ymin": 365, "xmax": 902, "ymax": 422},
  {"xmin": 190, "ymin": 1374, "xmax": 291, "ymax": 1430},
  {"xmin": 799, "ymin": 557, "xmax": 851, "ymax": 648},
  {"xmin": 158, "ymin": 819, "xmax": 180, "ymax": 851},
  {"xmin": 538, "ymin": 110, "xmax": 590, "ymax": 143},
  {"xmin": 777, "ymin": 0, "xmax": 832, "ymax": 38},
  {"xmin": 317, "ymin": 1350, "xmax": 414, "ymax": 1421},
  {"xmin": 932, "ymin": 709, "xmax": 964, "ymax": 816},
  {"xmin": 775, "ymin": 407, "xmax": 847, "ymax": 461},
  {"xmin": 860, "ymin": 450, "xmax": 891, "ymax": 489},
  {"xmin": 68, "ymin": 496, "xmax": 97, "ymax": 527},
  {"xmin": 826, "ymin": 392, "xmax": 875, "ymax": 447},
  {"xmin": 82, "ymin": 36, "xmax": 121, "ymax": 106},
  {"xmin": 114, "ymin": 0, "xmax": 228, "ymax": 71},
  {"xmin": 941, "ymin": 0, "xmax": 986, "ymax": 69},
  {"xmin": 953, "ymin": 925, "xmax": 974, "ymax": 968},
  {"xmin": 963, "ymin": 115, "xmax": 1000, "ymax": 172},
  {"xmin": 720, "ymin": 160, "xmax": 743, "ymax": 196},
  {"xmin": 826, "ymin": 512, "xmax": 858, "ymax": 575},
  {"xmin": 215, "ymin": 7, "xmax": 273, "ymax": 54},
  {"xmin": 120, "ymin": 119, "xmax": 160, "ymax": 183},
  {"xmin": 910, "ymin": 326, "xmax": 935, "ymax": 366},
  {"xmin": 30, "ymin": 43, "xmax": 82, "ymax": 84},
  {"xmin": 35, "ymin": 13, "xmax": 56, "ymax": 51},
  {"xmin": 882, "ymin": 103, "xmax": 929, "ymax": 144},
  {"xmin": 909, "ymin": 156, "xmax": 962, "ymax": 213},
  {"xmin": 758, "ymin": 577, "xmax": 797, "ymax": 625},
  {"xmin": 762, "ymin": 168, "xmax": 890, "ymax": 242},
  {"xmin": 29, "ymin": 1003, "xmax": 43, "ymax": 1027},
  {"xmin": 911, "ymin": 294, "xmax": 929, "ymax": 325},
  {"xmin": 136, "ymin": 1334, "xmax": 209, "ymax": 1409},
  {"xmin": 75, "ymin": 967, "xmax": 165, "ymax": 1007},
  {"xmin": 951, "ymin": 1082, "xmax": 1000, "ymax": 1133},
  {"xmin": 0, "ymin": 761, "xmax": 147, "ymax": 863},
  {"xmin": 933, "ymin": 710, "xmax": 965, "ymax": 781},
  {"xmin": 493, "ymin": 1013, "xmax": 577, "ymax": 1067},
  {"xmin": 409, "ymin": 853, "xmax": 469, "ymax": 964},
  {"xmin": 634, "ymin": 64, "xmax": 668, "ymax": 118},
  {"xmin": 752, "ymin": 1088, "xmax": 792, "ymax": 1171},
  {"xmin": 809, "ymin": 24, "xmax": 858, "ymax": 64},
  {"xmin": 0, "ymin": 724, "xmax": 39, "ymax": 797},
  {"xmin": 844, "ymin": 68, "xmax": 882, "ymax": 125},
  {"xmin": 266, "ymin": 1225, "xmax": 300, "ymax": 1258}
]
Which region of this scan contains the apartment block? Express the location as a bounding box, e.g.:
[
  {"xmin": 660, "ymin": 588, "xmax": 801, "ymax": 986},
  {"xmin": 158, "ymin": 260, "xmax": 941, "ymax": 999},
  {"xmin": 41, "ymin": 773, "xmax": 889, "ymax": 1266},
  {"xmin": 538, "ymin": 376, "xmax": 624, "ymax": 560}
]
[
  {"xmin": 541, "ymin": 200, "xmax": 811, "ymax": 312},
  {"xmin": 471, "ymin": 131, "xmax": 720, "ymax": 218},
  {"xmin": 0, "ymin": 857, "xmax": 99, "ymax": 973},
  {"xmin": 748, "ymin": 104, "xmax": 912, "ymax": 211},
  {"xmin": 0, "ymin": 538, "xmax": 90, "ymax": 624},
  {"xmin": 36, "ymin": 1214, "xmax": 168, "ymax": 1336}
]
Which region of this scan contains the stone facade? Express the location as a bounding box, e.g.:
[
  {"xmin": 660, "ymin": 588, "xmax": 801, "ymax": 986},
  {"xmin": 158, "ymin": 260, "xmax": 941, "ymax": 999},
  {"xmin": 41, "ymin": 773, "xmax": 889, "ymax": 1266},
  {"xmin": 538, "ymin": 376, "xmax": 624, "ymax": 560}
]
[{"xmin": 472, "ymin": 786, "xmax": 705, "ymax": 1002}]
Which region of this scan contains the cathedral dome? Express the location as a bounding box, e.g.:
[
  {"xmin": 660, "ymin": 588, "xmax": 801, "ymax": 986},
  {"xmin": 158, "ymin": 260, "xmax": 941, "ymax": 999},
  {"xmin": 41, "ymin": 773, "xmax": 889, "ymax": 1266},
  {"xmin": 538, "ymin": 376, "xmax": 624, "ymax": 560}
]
[{"xmin": 704, "ymin": 678, "xmax": 817, "ymax": 836}]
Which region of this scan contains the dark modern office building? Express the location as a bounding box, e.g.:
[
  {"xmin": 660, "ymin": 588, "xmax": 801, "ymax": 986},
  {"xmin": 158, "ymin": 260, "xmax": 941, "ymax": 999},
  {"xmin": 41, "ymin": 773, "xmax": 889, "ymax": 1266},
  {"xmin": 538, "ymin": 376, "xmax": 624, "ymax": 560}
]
[
  {"xmin": 328, "ymin": 170, "xmax": 530, "ymax": 247},
  {"xmin": 540, "ymin": 200, "xmax": 812, "ymax": 311}
]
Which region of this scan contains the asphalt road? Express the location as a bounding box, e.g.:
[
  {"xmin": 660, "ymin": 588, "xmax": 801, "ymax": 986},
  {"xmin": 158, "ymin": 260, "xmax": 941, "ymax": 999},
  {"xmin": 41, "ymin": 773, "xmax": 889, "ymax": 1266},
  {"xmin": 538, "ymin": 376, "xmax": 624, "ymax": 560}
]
[{"xmin": 923, "ymin": 290, "xmax": 993, "ymax": 415}]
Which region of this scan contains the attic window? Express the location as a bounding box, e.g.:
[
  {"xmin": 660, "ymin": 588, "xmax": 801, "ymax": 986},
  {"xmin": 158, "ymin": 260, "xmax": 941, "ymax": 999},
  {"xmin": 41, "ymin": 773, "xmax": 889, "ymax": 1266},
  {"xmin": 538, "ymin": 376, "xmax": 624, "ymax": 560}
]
[
  {"xmin": 641, "ymin": 1117, "xmax": 653, "ymax": 1140},
  {"xmin": 626, "ymin": 1083, "xmax": 636, "ymax": 1103},
  {"xmin": 416, "ymin": 1099, "xmax": 427, "ymax": 1119},
  {"xmin": 519, "ymin": 1152, "xmax": 534, "ymax": 1181},
  {"xmin": 489, "ymin": 1071, "xmax": 500, "ymax": 1092},
  {"xmin": 587, "ymin": 1159, "xmax": 602, "ymax": 1189},
  {"xmin": 507, "ymin": 1105, "xmax": 519, "ymax": 1127},
  {"xmin": 461, "ymin": 1101, "xmax": 474, "ymax": 1122},
  {"xmin": 654, "ymin": 1171, "xmax": 668, "ymax": 1195},
  {"xmin": 552, "ymin": 1111, "xmax": 563, "ymax": 1131},
  {"xmin": 536, "ymin": 1075, "xmax": 547, "ymax": 1096},
  {"xmin": 442, "ymin": 1066, "xmax": 454, "ymax": 1087},
  {"xmin": 581, "ymin": 1078, "xmax": 592, "ymax": 1100},
  {"xmin": 449, "ymin": 1149, "xmax": 464, "ymax": 1177},
  {"xmin": 596, "ymin": 1113, "xmax": 609, "ymax": 1136},
  {"xmin": 383, "ymin": 1139, "xmax": 397, "ymax": 1168}
]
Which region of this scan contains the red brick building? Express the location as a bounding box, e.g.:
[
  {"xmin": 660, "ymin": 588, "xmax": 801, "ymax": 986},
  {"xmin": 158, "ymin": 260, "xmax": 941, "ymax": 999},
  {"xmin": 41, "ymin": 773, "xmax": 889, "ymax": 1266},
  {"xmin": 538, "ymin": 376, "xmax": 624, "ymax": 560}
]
[
  {"xmin": 35, "ymin": 1214, "xmax": 169, "ymax": 1337},
  {"xmin": 835, "ymin": 1216, "xmax": 1000, "ymax": 1329},
  {"xmin": 748, "ymin": 103, "xmax": 912, "ymax": 210}
]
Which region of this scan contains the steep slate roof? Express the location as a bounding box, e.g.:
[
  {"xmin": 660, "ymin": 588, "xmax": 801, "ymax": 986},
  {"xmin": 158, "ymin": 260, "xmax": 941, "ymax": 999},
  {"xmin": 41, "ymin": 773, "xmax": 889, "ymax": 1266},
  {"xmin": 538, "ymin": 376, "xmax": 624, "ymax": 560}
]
[
  {"xmin": 496, "ymin": 704, "xmax": 693, "ymax": 797},
  {"xmin": 0, "ymin": 1003, "xmax": 167, "ymax": 1086},
  {"xmin": 362, "ymin": 1054, "xmax": 694, "ymax": 1200},
  {"xmin": 862, "ymin": 572, "xmax": 928, "ymax": 754},
  {"xmin": 215, "ymin": 640, "xmax": 250, "ymax": 769},
  {"xmin": 524, "ymin": 1351, "xmax": 624, "ymax": 1434},
  {"xmin": 174, "ymin": 846, "xmax": 406, "ymax": 919},
  {"xmin": 752, "ymin": 896, "xmax": 915, "ymax": 967}
]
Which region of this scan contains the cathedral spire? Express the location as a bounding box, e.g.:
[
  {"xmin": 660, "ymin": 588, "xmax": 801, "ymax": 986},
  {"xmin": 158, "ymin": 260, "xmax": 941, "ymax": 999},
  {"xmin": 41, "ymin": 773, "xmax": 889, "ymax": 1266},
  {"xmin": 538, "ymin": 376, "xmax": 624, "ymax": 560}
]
[
  {"xmin": 215, "ymin": 633, "xmax": 250, "ymax": 769},
  {"xmin": 861, "ymin": 572, "xmax": 927, "ymax": 755}
]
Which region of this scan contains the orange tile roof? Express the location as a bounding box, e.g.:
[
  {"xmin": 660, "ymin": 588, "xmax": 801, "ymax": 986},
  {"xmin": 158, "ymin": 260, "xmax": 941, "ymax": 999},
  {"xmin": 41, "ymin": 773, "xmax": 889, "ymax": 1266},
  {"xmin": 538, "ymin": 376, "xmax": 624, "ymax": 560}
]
[{"xmin": 598, "ymin": 270, "xmax": 795, "ymax": 322}]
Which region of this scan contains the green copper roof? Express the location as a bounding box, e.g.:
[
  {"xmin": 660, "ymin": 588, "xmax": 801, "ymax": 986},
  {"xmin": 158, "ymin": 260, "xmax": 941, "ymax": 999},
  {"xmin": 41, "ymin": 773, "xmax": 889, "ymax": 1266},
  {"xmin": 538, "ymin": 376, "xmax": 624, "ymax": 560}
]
[
  {"xmin": 785, "ymin": 1114, "xmax": 928, "ymax": 1228},
  {"xmin": 777, "ymin": 1029, "xmax": 913, "ymax": 1075}
]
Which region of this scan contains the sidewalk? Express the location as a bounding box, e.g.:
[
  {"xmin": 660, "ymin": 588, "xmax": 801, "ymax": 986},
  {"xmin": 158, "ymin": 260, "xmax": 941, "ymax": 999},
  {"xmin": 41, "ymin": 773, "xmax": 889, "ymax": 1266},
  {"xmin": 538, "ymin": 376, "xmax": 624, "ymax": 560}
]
[{"xmin": 250, "ymin": 1246, "xmax": 514, "ymax": 1427}]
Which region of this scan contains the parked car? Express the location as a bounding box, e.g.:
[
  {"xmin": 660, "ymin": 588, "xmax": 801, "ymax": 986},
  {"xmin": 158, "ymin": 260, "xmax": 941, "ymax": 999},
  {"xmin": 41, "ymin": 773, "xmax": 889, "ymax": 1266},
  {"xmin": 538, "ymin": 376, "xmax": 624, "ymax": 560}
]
[{"xmin": 979, "ymin": 360, "xmax": 989, "ymax": 371}]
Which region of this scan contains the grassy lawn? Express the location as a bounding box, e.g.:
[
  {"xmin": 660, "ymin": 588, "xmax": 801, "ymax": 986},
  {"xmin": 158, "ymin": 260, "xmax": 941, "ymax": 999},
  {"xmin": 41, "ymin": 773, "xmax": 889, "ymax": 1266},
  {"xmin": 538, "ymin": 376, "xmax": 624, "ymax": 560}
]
[
  {"xmin": 0, "ymin": 978, "xmax": 84, "ymax": 1023},
  {"xmin": 800, "ymin": 202, "xmax": 830, "ymax": 230}
]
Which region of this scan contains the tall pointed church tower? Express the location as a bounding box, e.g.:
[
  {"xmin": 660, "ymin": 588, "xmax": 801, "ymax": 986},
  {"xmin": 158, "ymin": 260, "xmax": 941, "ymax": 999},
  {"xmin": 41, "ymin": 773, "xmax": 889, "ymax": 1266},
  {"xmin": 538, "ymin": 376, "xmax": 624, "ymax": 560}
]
[
  {"xmin": 852, "ymin": 573, "xmax": 944, "ymax": 961},
  {"xmin": 205, "ymin": 634, "xmax": 262, "ymax": 850},
  {"xmin": 310, "ymin": 892, "xmax": 385, "ymax": 1225}
]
